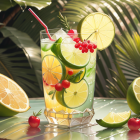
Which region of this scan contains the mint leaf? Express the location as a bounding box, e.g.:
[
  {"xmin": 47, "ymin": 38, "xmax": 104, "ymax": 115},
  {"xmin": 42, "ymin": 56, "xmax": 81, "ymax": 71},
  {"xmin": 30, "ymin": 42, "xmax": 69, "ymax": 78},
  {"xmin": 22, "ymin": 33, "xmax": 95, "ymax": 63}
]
[
  {"xmin": 48, "ymin": 90, "xmax": 54, "ymax": 95},
  {"xmin": 68, "ymin": 71, "xmax": 83, "ymax": 81}
]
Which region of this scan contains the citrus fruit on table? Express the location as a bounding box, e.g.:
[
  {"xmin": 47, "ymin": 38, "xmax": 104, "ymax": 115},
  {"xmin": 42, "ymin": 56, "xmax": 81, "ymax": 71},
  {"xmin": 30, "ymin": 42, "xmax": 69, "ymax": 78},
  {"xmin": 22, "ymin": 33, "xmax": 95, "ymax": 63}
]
[
  {"xmin": 42, "ymin": 55, "xmax": 66, "ymax": 86},
  {"xmin": 56, "ymin": 80, "xmax": 89, "ymax": 109},
  {"xmin": 0, "ymin": 74, "xmax": 30, "ymax": 116},
  {"xmin": 127, "ymin": 77, "xmax": 140, "ymax": 114},
  {"xmin": 77, "ymin": 12, "xmax": 115, "ymax": 50},
  {"xmin": 66, "ymin": 67, "xmax": 86, "ymax": 83},
  {"xmin": 51, "ymin": 37, "xmax": 90, "ymax": 69},
  {"xmin": 96, "ymin": 111, "xmax": 131, "ymax": 128}
]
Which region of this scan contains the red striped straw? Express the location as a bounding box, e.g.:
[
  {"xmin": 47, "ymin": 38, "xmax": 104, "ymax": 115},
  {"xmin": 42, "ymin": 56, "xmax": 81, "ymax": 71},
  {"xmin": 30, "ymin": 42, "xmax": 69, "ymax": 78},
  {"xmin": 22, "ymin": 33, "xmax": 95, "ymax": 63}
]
[{"xmin": 28, "ymin": 8, "xmax": 55, "ymax": 41}]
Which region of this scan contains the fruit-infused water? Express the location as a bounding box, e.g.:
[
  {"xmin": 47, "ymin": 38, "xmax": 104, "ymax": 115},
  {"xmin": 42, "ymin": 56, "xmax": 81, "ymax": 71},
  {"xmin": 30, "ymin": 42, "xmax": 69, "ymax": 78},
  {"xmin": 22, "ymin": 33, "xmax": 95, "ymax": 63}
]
[{"xmin": 41, "ymin": 28, "xmax": 96, "ymax": 127}]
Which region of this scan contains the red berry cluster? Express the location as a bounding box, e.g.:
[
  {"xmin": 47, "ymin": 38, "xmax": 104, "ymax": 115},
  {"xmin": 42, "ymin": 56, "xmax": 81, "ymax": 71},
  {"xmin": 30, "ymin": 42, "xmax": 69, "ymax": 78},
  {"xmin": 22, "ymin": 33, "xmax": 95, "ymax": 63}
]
[
  {"xmin": 55, "ymin": 70, "xmax": 73, "ymax": 91},
  {"xmin": 74, "ymin": 39, "xmax": 97, "ymax": 53}
]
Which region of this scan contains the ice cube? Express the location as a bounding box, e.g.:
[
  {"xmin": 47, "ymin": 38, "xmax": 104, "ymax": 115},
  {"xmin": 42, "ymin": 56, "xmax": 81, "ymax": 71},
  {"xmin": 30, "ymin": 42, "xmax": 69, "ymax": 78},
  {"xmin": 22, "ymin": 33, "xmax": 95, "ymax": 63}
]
[{"xmin": 52, "ymin": 28, "xmax": 70, "ymax": 40}]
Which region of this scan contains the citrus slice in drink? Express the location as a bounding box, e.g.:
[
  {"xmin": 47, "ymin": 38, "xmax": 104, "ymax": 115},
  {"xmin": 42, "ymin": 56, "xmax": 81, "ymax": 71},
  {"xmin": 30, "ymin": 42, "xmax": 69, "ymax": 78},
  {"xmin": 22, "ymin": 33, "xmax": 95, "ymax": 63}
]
[
  {"xmin": 127, "ymin": 77, "xmax": 140, "ymax": 114},
  {"xmin": 66, "ymin": 67, "xmax": 86, "ymax": 83},
  {"xmin": 58, "ymin": 37, "xmax": 90, "ymax": 69},
  {"xmin": 0, "ymin": 74, "xmax": 30, "ymax": 116},
  {"xmin": 42, "ymin": 55, "xmax": 66, "ymax": 86},
  {"xmin": 96, "ymin": 111, "xmax": 131, "ymax": 128},
  {"xmin": 78, "ymin": 12, "xmax": 115, "ymax": 50},
  {"xmin": 56, "ymin": 80, "xmax": 89, "ymax": 109}
]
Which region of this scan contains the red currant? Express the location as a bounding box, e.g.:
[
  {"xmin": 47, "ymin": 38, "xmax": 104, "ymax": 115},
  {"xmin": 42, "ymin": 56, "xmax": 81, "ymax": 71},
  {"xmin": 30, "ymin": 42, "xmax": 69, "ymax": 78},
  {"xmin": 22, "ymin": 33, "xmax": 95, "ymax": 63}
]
[
  {"xmin": 68, "ymin": 69, "xmax": 73, "ymax": 75},
  {"xmin": 62, "ymin": 80, "xmax": 70, "ymax": 88},
  {"xmin": 93, "ymin": 44, "xmax": 97, "ymax": 49},
  {"xmin": 90, "ymin": 49, "xmax": 94, "ymax": 53},
  {"xmin": 87, "ymin": 40, "xmax": 90, "ymax": 43},
  {"xmin": 73, "ymin": 37, "xmax": 81, "ymax": 43},
  {"xmin": 82, "ymin": 42, "xmax": 88, "ymax": 48},
  {"xmin": 75, "ymin": 43, "xmax": 79, "ymax": 48},
  {"xmin": 88, "ymin": 44, "xmax": 93, "ymax": 49},
  {"xmin": 79, "ymin": 46, "xmax": 82, "ymax": 50},
  {"xmin": 55, "ymin": 83, "xmax": 63, "ymax": 91},
  {"xmin": 67, "ymin": 29, "xmax": 78, "ymax": 39}
]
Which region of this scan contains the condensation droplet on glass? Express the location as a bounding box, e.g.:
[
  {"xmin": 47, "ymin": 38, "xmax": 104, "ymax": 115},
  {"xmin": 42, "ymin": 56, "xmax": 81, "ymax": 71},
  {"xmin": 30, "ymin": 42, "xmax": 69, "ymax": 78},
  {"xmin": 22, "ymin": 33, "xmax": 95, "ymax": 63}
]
[{"xmin": 31, "ymin": 20, "xmax": 33, "ymax": 23}]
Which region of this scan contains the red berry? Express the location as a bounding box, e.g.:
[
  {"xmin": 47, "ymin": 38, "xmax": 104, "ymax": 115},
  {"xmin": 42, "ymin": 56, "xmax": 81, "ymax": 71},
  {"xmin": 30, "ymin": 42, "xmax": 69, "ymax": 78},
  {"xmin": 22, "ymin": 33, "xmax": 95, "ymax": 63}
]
[
  {"xmin": 67, "ymin": 29, "xmax": 78, "ymax": 39},
  {"xmin": 85, "ymin": 48, "xmax": 88, "ymax": 53},
  {"xmin": 90, "ymin": 49, "xmax": 94, "ymax": 53},
  {"xmin": 88, "ymin": 44, "xmax": 93, "ymax": 49},
  {"xmin": 62, "ymin": 80, "xmax": 70, "ymax": 88},
  {"xmin": 68, "ymin": 69, "xmax": 73, "ymax": 75},
  {"xmin": 75, "ymin": 43, "xmax": 79, "ymax": 48},
  {"xmin": 82, "ymin": 42, "xmax": 88, "ymax": 48},
  {"xmin": 79, "ymin": 46, "xmax": 82, "ymax": 50},
  {"xmin": 93, "ymin": 44, "xmax": 97, "ymax": 49},
  {"xmin": 128, "ymin": 118, "xmax": 140, "ymax": 130},
  {"xmin": 55, "ymin": 83, "xmax": 63, "ymax": 91},
  {"xmin": 73, "ymin": 37, "xmax": 81, "ymax": 43},
  {"xmin": 28, "ymin": 110, "xmax": 41, "ymax": 128},
  {"xmin": 87, "ymin": 40, "xmax": 90, "ymax": 43},
  {"xmin": 82, "ymin": 48, "xmax": 86, "ymax": 53}
]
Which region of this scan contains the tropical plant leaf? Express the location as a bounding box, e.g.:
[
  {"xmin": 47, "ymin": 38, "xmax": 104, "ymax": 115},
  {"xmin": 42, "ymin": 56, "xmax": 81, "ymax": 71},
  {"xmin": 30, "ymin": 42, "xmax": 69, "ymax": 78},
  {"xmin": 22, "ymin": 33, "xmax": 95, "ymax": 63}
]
[
  {"xmin": 7, "ymin": 0, "xmax": 140, "ymax": 97},
  {"xmin": 0, "ymin": 0, "xmax": 16, "ymax": 11},
  {"xmin": 0, "ymin": 26, "xmax": 43, "ymax": 97}
]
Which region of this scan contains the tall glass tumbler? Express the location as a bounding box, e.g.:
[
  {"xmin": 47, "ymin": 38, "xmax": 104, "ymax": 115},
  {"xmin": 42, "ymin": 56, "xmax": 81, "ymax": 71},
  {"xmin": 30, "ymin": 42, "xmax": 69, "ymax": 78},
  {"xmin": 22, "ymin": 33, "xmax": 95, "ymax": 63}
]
[{"xmin": 40, "ymin": 28, "xmax": 96, "ymax": 127}]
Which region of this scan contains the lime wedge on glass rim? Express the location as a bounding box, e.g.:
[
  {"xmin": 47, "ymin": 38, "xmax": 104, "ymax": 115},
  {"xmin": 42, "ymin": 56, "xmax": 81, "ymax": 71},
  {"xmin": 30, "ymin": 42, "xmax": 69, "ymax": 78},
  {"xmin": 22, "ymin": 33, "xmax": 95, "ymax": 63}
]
[
  {"xmin": 96, "ymin": 111, "xmax": 131, "ymax": 128},
  {"xmin": 56, "ymin": 80, "xmax": 89, "ymax": 109},
  {"xmin": 127, "ymin": 77, "xmax": 140, "ymax": 115},
  {"xmin": 78, "ymin": 12, "xmax": 115, "ymax": 50}
]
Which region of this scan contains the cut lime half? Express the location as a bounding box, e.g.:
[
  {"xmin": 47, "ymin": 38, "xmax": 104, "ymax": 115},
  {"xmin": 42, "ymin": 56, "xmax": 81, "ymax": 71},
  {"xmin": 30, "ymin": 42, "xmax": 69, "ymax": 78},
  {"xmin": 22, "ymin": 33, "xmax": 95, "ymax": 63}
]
[
  {"xmin": 127, "ymin": 77, "xmax": 140, "ymax": 114},
  {"xmin": 78, "ymin": 12, "xmax": 115, "ymax": 50},
  {"xmin": 56, "ymin": 80, "xmax": 89, "ymax": 109},
  {"xmin": 59, "ymin": 37, "xmax": 90, "ymax": 69},
  {"xmin": 96, "ymin": 111, "xmax": 131, "ymax": 128}
]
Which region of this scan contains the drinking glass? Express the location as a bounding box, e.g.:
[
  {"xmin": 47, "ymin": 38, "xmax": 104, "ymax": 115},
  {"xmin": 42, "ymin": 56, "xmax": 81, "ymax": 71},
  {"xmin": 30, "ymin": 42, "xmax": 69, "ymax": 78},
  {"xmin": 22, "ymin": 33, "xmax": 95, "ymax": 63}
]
[{"xmin": 40, "ymin": 28, "xmax": 96, "ymax": 128}]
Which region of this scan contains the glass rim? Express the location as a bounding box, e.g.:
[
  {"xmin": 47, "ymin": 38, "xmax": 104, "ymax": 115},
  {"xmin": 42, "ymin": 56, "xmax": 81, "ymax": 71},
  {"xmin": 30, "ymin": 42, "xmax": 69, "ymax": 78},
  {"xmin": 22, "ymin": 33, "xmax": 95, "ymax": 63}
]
[{"xmin": 40, "ymin": 28, "xmax": 97, "ymax": 35}]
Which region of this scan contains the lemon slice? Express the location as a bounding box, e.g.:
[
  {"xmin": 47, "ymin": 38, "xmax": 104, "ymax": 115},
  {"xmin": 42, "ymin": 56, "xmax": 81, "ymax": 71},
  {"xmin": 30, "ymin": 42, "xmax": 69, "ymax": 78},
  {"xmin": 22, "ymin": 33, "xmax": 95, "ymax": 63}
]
[
  {"xmin": 42, "ymin": 55, "xmax": 66, "ymax": 86},
  {"xmin": 0, "ymin": 74, "xmax": 30, "ymax": 116},
  {"xmin": 78, "ymin": 12, "xmax": 115, "ymax": 50},
  {"xmin": 56, "ymin": 80, "xmax": 89, "ymax": 109},
  {"xmin": 59, "ymin": 38, "xmax": 90, "ymax": 69},
  {"xmin": 96, "ymin": 111, "xmax": 131, "ymax": 128},
  {"xmin": 127, "ymin": 77, "xmax": 140, "ymax": 114}
]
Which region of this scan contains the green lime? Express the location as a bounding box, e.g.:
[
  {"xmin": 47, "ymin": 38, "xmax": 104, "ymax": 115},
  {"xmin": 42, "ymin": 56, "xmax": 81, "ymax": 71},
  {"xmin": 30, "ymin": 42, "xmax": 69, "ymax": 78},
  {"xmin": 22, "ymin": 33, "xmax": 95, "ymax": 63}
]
[
  {"xmin": 127, "ymin": 77, "xmax": 140, "ymax": 114},
  {"xmin": 66, "ymin": 67, "xmax": 86, "ymax": 83},
  {"xmin": 96, "ymin": 111, "xmax": 131, "ymax": 128},
  {"xmin": 56, "ymin": 80, "xmax": 89, "ymax": 109},
  {"xmin": 77, "ymin": 12, "xmax": 115, "ymax": 50},
  {"xmin": 59, "ymin": 38, "xmax": 90, "ymax": 69},
  {"xmin": 51, "ymin": 37, "xmax": 63, "ymax": 57},
  {"xmin": 42, "ymin": 55, "xmax": 66, "ymax": 86}
]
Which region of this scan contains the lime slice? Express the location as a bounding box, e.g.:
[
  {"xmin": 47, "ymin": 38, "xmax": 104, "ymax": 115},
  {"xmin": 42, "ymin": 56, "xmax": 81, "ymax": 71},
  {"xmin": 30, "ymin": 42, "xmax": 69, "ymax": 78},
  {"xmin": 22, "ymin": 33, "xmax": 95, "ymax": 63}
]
[
  {"xmin": 0, "ymin": 74, "xmax": 30, "ymax": 116},
  {"xmin": 66, "ymin": 67, "xmax": 86, "ymax": 83},
  {"xmin": 59, "ymin": 38, "xmax": 90, "ymax": 69},
  {"xmin": 51, "ymin": 37, "xmax": 63, "ymax": 57},
  {"xmin": 42, "ymin": 55, "xmax": 66, "ymax": 86},
  {"xmin": 127, "ymin": 77, "xmax": 140, "ymax": 114},
  {"xmin": 56, "ymin": 80, "xmax": 89, "ymax": 109},
  {"xmin": 78, "ymin": 12, "xmax": 115, "ymax": 50},
  {"xmin": 96, "ymin": 111, "xmax": 131, "ymax": 128}
]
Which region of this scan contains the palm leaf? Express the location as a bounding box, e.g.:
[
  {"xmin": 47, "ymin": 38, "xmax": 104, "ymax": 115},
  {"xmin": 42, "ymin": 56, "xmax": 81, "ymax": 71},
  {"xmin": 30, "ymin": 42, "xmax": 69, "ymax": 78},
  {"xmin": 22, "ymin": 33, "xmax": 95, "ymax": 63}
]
[
  {"xmin": 7, "ymin": 0, "xmax": 140, "ymax": 97},
  {"xmin": 0, "ymin": 27, "xmax": 43, "ymax": 97}
]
